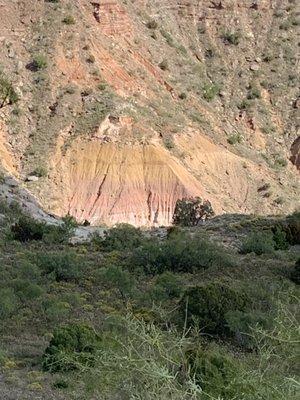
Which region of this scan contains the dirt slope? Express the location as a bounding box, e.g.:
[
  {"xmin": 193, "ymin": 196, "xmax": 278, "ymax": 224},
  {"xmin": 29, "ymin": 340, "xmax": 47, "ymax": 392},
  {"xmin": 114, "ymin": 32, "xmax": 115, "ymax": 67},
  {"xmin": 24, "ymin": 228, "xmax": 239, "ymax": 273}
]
[{"xmin": 0, "ymin": 0, "xmax": 299, "ymax": 225}]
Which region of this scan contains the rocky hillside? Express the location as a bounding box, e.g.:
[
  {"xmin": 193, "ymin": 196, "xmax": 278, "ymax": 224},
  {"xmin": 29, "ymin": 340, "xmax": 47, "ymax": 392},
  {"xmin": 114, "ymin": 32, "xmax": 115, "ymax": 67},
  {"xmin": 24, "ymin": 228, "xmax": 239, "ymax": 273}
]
[{"xmin": 0, "ymin": 0, "xmax": 299, "ymax": 226}]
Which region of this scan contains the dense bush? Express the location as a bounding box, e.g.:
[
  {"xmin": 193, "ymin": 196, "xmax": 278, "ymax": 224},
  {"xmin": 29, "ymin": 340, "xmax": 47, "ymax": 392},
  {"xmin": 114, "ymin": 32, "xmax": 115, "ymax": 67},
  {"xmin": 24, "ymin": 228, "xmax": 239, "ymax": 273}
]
[
  {"xmin": 98, "ymin": 265, "xmax": 135, "ymax": 300},
  {"xmin": 290, "ymin": 258, "xmax": 300, "ymax": 285},
  {"xmin": 96, "ymin": 224, "xmax": 144, "ymax": 252},
  {"xmin": 36, "ymin": 251, "xmax": 83, "ymax": 282},
  {"xmin": 240, "ymin": 231, "xmax": 275, "ymax": 255},
  {"xmin": 10, "ymin": 215, "xmax": 75, "ymax": 243},
  {"xmin": 149, "ymin": 271, "xmax": 183, "ymax": 301},
  {"xmin": 130, "ymin": 233, "xmax": 233, "ymax": 275},
  {"xmin": 284, "ymin": 212, "xmax": 300, "ymax": 245},
  {"xmin": 11, "ymin": 279, "xmax": 43, "ymax": 302},
  {"xmin": 11, "ymin": 216, "xmax": 48, "ymax": 242},
  {"xmin": 272, "ymin": 225, "xmax": 289, "ymax": 250},
  {"xmin": 186, "ymin": 346, "xmax": 242, "ymax": 399},
  {"xmin": 173, "ymin": 197, "xmax": 214, "ymax": 226},
  {"xmin": 43, "ymin": 324, "xmax": 100, "ymax": 372},
  {"xmin": 0, "ymin": 288, "xmax": 18, "ymax": 319},
  {"xmin": 180, "ymin": 282, "xmax": 248, "ymax": 335}
]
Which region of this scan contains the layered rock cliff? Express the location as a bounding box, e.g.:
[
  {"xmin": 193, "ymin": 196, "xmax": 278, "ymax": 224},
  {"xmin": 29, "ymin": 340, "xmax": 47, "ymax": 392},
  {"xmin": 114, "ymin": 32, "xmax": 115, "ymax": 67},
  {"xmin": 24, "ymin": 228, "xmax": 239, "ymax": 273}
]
[{"xmin": 0, "ymin": 0, "xmax": 299, "ymax": 225}]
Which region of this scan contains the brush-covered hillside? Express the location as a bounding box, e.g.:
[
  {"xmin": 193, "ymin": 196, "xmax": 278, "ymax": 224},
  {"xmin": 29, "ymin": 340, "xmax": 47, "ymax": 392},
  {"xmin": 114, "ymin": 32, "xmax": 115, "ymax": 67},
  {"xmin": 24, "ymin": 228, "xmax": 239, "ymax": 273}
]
[
  {"xmin": 0, "ymin": 0, "xmax": 299, "ymax": 226},
  {"xmin": 0, "ymin": 199, "xmax": 299, "ymax": 399}
]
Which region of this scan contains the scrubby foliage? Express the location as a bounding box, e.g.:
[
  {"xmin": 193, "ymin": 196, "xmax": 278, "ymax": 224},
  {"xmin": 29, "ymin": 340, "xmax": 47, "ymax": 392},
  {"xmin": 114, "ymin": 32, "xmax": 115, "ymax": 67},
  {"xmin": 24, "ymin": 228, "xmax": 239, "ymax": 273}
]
[
  {"xmin": 10, "ymin": 215, "xmax": 75, "ymax": 243},
  {"xmin": 0, "ymin": 205, "xmax": 299, "ymax": 399},
  {"xmin": 0, "ymin": 72, "xmax": 19, "ymax": 108},
  {"xmin": 291, "ymin": 258, "xmax": 300, "ymax": 285},
  {"xmin": 180, "ymin": 283, "xmax": 248, "ymax": 335},
  {"xmin": 43, "ymin": 324, "xmax": 99, "ymax": 372},
  {"xmin": 240, "ymin": 231, "xmax": 275, "ymax": 255},
  {"xmin": 173, "ymin": 197, "xmax": 214, "ymax": 226}
]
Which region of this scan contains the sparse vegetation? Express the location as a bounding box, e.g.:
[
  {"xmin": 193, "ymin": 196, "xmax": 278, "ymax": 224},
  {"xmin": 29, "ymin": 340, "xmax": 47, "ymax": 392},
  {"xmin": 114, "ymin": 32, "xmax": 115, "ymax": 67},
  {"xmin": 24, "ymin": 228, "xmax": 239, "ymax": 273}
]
[
  {"xmin": 31, "ymin": 55, "xmax": 48, "ymax": 70},
  {"xmin": 62, "ymin": 16, "xmax": 75, "ymax": 25},
  {"xmin": 227, "ymin": 133, "xmax": 242, "ymax": 145},
  {"xmin": 202, "ymin": 83, "xmax": 220, "ymax": 102},
  {"xmin": 221, "ymin": 31, "xmax": 241, "ymax": 45},
  {"xmin": 0, "ymin": 72, "xmax": 19, "ymax": 108}
]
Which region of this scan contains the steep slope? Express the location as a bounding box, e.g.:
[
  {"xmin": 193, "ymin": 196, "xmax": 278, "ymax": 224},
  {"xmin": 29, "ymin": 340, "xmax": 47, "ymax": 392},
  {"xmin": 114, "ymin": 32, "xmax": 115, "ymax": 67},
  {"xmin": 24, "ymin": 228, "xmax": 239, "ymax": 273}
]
[{"xmin": 0, "ymin": 0, "xmax": 299, "ymax": 225}]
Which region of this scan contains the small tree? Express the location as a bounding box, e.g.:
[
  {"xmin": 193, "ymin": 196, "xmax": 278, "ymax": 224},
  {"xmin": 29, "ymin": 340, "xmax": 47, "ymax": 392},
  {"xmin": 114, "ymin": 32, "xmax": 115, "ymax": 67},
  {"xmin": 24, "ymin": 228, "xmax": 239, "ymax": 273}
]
[{"xmin": 172, "ymin": 197, "xmax": 214, "ymax": 226}]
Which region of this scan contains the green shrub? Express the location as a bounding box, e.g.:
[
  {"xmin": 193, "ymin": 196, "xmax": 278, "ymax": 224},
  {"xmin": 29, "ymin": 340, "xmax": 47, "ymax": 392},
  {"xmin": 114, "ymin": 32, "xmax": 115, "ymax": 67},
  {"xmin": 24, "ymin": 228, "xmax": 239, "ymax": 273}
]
[
  {"xmin": 62, "ymin": 15, "xmax": 75, "ymax": 25},
  {"xmin": 32, "ymin": 55, "xmax": 48, "ymax": 70},
  {"xmin": 17, "ymin": 260, "xmax": 41, "ymax": 281},
  {"xmin": 98, "ymin": 265, "xmax": 135, "ymax": 300},
  {"xmin": 130, "ymin": 233, "xmax": 234, "ymax": 275},
  {"xmin": 98, "ymin": 224, "xmax": 144, "ymax": 252},
  {"xmin": 12, "ymin": 279, "xmax": 43, "ymax": 302},
  {"xmin": 180, "ymin": 283, "xmax": 248, "ymax": 335},
  {"xmin": 284, "ymin": 212, "xmax": 300, "ymax": 244},
  {"xmin": 240, "ymin": 231, "xmax": 275, "ymax": 255},
  {"xmin": 247, "ymin": 86, "xmax": 261, "ymax": 100},
  {"xmin": 227, "ymin": 133, "xmax": 243, "ymax": 145},
  {"xmin": 290, "ymin": 259, "xmax": 300, "ymax": 285},
  {"xmin": 43, "ymin": 324, "xmax": 100, "ymax": 372},
  {"xmin": 0, "ymin": 288, "xmax": 18, "ymax": 319},
  {"xmin": 36, "ymin": 251, "xmax": 83, "ymax": 282},
  {"xmin": 202, "ymin": 83, "xmax": 220, "ymax": 102},
  {"xmin": 44, "ymin": 301, "xmax": 70, "ymax": 323},
  {"xmin": 150, "ymin": 271, "xmax": 182, "ymax": 301},
  {"xmin": 186, "ymin": 346, "xmax": 242, "ymax": 399},
  {"xmin": 226, "ymin": 310, "xmax": 272, "ymax": 349},
  {"xmin": 31, "ymin": 166, "xmax": 47, "ymax": 177},
  {"xmin": 0, "ymin": 73, "xmax": 19, "ymax": 108},
  {"xmin": 222, "ymin": 31, "xmax": 241, "ymax": 45},
  {"xmin": 11, "ymin": 216, "xmax": 48, "ymax": 242},
  {"xmin": 272, "ymin": 225, "xmax": 289, "ymax": 250},
  {"xmin": 173, "ymin": 197, "xmax": 214, "ymax": 226}
]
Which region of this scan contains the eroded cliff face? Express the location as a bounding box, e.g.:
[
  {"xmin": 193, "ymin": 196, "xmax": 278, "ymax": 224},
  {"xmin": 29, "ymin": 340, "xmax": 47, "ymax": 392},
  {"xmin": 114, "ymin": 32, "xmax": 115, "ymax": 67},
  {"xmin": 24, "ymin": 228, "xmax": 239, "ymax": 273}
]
[{"xmin": 0, "ymin": 0, "xmax": 299, "ymax": 225}]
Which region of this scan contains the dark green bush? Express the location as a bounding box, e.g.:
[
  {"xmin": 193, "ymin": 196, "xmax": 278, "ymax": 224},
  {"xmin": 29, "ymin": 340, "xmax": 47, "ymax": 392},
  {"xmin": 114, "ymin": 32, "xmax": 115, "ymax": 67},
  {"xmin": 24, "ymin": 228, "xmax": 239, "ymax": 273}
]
[
  {"xmin": 0, "ymin": 288, "xmax": 18, "ymax": 319},
  {"xmin": 284, "ymin": 212, "xmax": 300, "ymax": 245},
  {"xmin": 150, "ymin": 272, "xmax": 183, "ymax": 301},
  {"xmin": 43, "ymin": 324, "xmax": 100, "ymax": 372},
  {"xmin": 225, "ymin": 310, "xmax": 272, "ymax": 349},
  {"xmin": 11, "ymin": 216, "xmax": 48, "ymax": 242},
  {"xmin": 130, "ymin": 233, "xmax": 233, "ymax": 275},
  {"xmin": 173, "ymin": 197, "xmax": 214, "ymax": 226},
  {"xmin": 10, "ymin": 216, "xmax": 73, "ymax": 243},
  {"xmin": 186, "ymin": 346, "xmax": 244, "ymax": 399},
  {"xmin": 240, "ymin": 231, "xmax": 275, "ymax": 255},
  {"xmin": 11, "ymin": 279, "xmax": 43, "ymax": 302},
  {"xmin": 98, "ymin": 265, "xmax": 135, "ymax": 300},
  {"xmin": 98, "ymin": 224, "xmax": 144, "ymax": 252},
  {"xmin": 180, "ymin": 283, "xmax": 248, "ymax": 335},
  {"xmin": 272, "ymin": 225, "xmax": 289, "ymax": 250},
  {"xmin": 36, "ymin": 251, "xmax": 83, "ymax": 282},
  {"xmin": 290, "ymin": 259, "xmax": 300, "ymax": 285}
]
